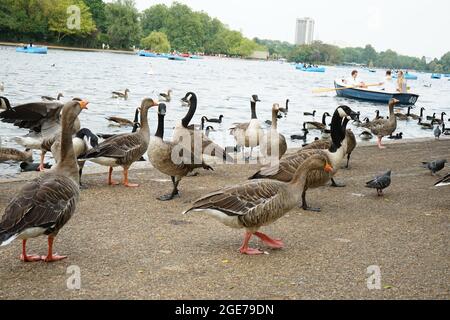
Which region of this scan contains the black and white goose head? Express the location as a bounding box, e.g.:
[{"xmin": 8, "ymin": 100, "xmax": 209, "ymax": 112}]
[
  {"xmin": 180, "ymin": 92, "xmax": 197, "ymax": 128},
  {"xmin": 329, "ymin": 105, "xmax": 358, "ymax": 152},
  {"xmin": 76, "ymin": 128, "xmax": 99, "ymax": 150},
  {"xmin": 250, "ymin": 94, "xmax": 260, "ymax": 120}
]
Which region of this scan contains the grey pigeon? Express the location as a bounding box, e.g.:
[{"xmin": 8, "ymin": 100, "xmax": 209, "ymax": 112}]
[
  {"xmin": 434, "ymin": 125, "xmax": 441, "ymax": 140},
  {"xmin": 366, "ymin": 171, "xmax": 392, "ymax": 196},
  {"xmin": 435, "ymin": 173, "xmax": 450, "ymax": 187},
  {"xmin": 422, "ymin": 159, "xmax": 448, "ymax": 175}
]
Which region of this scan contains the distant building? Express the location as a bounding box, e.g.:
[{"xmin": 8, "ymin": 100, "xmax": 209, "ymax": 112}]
[{"xmin": 295, "ymin": 18, "xmax": 315, "ymax": 45}]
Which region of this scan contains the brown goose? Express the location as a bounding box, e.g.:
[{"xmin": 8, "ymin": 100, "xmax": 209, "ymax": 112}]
[
  {"xmin": 260, "ymin": 103, "xmax": 287, "ymax": 160},
  {"xmin": 175, "ymin": 92, "xmax": 233, "ymax": 163},
  {"xmin": 79, "ymin": 98, "xmax": 158, "ymax": 187},
  {"xmin": 250, "ymin": 105, "xmax": 358, "ymax": 212},
  {"xmin": 112, "ymin": 89, "xmax": 130, "ymax": 99},
  {"xmin": 0, "ymin": 100, "xmax": 88, "ymax": 262},
  {"xmin": 184, "ymin": 155, "xmax": 333, "ymax": 255},
  {"xmin": 0, "ymin": 147, "xmax": 33, "ymax": 162},
  {"xmin": 148, "ymin": 103, "xmax": 214, "ymax": 201},
  {"xmin": 363, "ymin": 99, "xmax": 399, "ymax": 149},
  {"xmin": 42, "ymin": 93, "xmax": 64, "ymax": 101},
  {"xmin": 106, "ymin": 116, "xmax": 135, "ymax": 127}
]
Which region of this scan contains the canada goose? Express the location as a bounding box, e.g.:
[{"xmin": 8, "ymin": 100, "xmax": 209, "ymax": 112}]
[
  {"xmin": 435, "ymin": 173, "xmax": 450, "ymax": 187},
  {"xmin": 373, "ymin": 110, "xmax": 384, "ymax": 120},
  {"xmin": 20, "ymin": 161, "xmax": 51, "ymax": 172},
  {"xmin": 0, "ymin": 100, "xmax": 88, "ymax": 262},
  {"xmin": 418, "ymin": 117, "xmax": 434, "ymax": 129},
  {"xmin": 79, "ymin": 98, "xmax": 158, "ymax": 187},
  {"xmin": 291, "ymin": 129, "xmax": 309, "ymax": 141},
  {"xmin": 250, "ymin": 105, "xmax": 358, "ymax": 212},
  {"xmin": 176, "ymin": 93, "xmax": 233, "ymax": 163},
  {"xmin": 443, "ymin": 123, "xmax": 450, "ymax": 135},
  {"xmin": 279, "ymin": 99, "xmax": 289, "ymax": 114},
  {"xmin": 230, "ymin": 95, "xmax": 264, "ymax": 159},
  {"xmin": 112, "ymin": 89, "xmax": 130, "ymax": 99},
  {"xmin": 422, "ymin": 159, "xmax": 447, "ymax": 175},
  {"xmin": 366, "ymin": 171, "xmax": 392, "ymax": 196},
  {"xmin": 304, "ymin": 110, "xmax": 316, "ymax": 117},
  {"xmin": 205, "ymin": 126, "xmax": 216, "ymax": 137},
  {"xmin": 0, "ymin": 147, "xmax": 33, "ymax": 162},
  {"xmin": 409, "ymin": 107, "xmax": 425, "ymax": 120},
  {"xmin": 360, "ymin": 117, "xmax": 371, "ymax": 128},
  {"xmin": 363, "ymin": 99, "xmax": 399, "ymax": 149},
  {"xmin": 304, "ymin": 112, "xmax": 331, "ymax": 130},
  {"xmin": 203, "ymin": 115, "xmax": 224, "ymax": 124},
  {"xmin": 434, "ymin": 112, "xmax": 447, "ymax": 125},
  {"xmin": 42, "ymin": 93, "xmax": 64, "ymax": 102},
  {"xmin": 434, "ymin": 125, "xmax": 442, "ymax": 140},
  {"xmin": 0, "ymin": 96, "xmax": 11, "ymax": 111},
  {"xmin": 260, "ymin": 104, "xmax": 287, "ymax": 161},
  {"xmin": 426, "ymin": 113, "xmax": 436, "ymax": 121},
  {"xmin": 183, "ymin": 155, "xmax": 333, "ymax": 255},
  {"xmin": 352, "ymin": 113, "xmax": 362, "ymax": 126},
  {"xmin": 359, "ymin": 129, "xmax": 373, "ymax": 140},
  {"xmin": 159, "ymin": 89, "xmax": 172, "ymax": 102},
  {"xmin": 148, "ymin": 103, "xmax": 214, "ymax": 201},
  {"xmin": 388, "ymin": 132, "xmax": 403, "ymax": 140},
  {"xmin": 395, "ymin": 107, "xmax": 413, "ymax": 121}
]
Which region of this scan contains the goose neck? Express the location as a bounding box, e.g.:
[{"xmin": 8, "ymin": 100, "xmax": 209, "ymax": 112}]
[
  {"xmin": 251, "ymin": 101, "xmax": 257, "ymax": 120},
  {"xmin": 182, "ymin": 96, "xmax": 197, "ymax": 128}
]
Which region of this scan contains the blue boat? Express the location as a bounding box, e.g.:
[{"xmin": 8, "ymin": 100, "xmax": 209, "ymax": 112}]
[
  {"xmin": 167, "ymin": 55, "xmax": 186, "ymax": 61},
  {"xmin": 190, "ymin": 55, "xmax": 203, "ymax": 60},
  {"xmin": 393, "ymin": 73, "xmax": 418, "ymax": 80},
  {"xmin": 296, "ymin": 64, "xmax": 325, "ymax": 73},
  {"xmin": 431, "ymin": 73, "xmax": 442, "ymax": 79},
  {"xmin": 16, "ymin": 46, "xmax": 47, "ymax": 54},
  {"xmin": 138, "ymin": 50, "xmax": 158, "ymax": 57},
  {"xmin": 443, "ymin": 74, "xmax": 450, "ymax": 78},
  {"xmin": 334, "ymin": 80, "xmax": 419, "ymax": 105}
]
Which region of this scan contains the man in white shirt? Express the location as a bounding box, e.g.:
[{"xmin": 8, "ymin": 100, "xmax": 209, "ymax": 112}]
[
  {"xmin": 344, "ymin": 70, "xmax": 367, "ymax": 88},
  {"xmin": 379, "ymin": 70, "xmax": 396, "ymax": 92}
]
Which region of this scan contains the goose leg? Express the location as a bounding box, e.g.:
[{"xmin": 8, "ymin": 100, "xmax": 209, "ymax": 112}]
[
  {"xmin": 41, "ymin": 237, "xmax": 67, "ymax": 262},
  {"xmin": 377, "ymin": 137, "xmax": 386, "ymax": 149},
  {"xmin": 38, "ymin": 151, "xmax": 46, "ymax": 171},
  {"xmin": 78, "ymin": 161, "xmax": 86, "ymax": 189},
  {"xmin": 123, "ymin": 167, "xmax": 139, "ymax": 188},
  {"xmin": 346, "ymin": 153, "xmax": 352, "ymax": 169},
  {"xmin": 20, "ymin": 240, "xmax": 41, "ymax": 262},
  {"xmin": 331, "ymin": 178, "xmax": 346, "ymax": 188},
  {"xmin": 239, "ymin": 232, "xmax": 264, "ymax": 255},
  {"xmin": 108, "ymin": 167, "xmax": 119, "ymax": 186},
  {"xmin": 301, "ymin": 190, "xmax": 321, "ymax": 212},
  {"xmin": 254, "ymin": 232, "xmax": 284, "ymax": 249},
  {"xmin": 158, "ymin": 177, "xmax": 180, "ymax": 201}
]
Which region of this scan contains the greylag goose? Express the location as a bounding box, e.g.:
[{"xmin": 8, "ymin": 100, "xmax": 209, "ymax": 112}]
[
  {"xmin": 112, "ymin": 89, "xmax": 130, "ymax": 99},
  {"xmin": 422, "ymin": 159, "xmax": 447, "ymax": 175},
  {"xmin": 0, "ymin": 100, "xmax": 88, "ymax": 262},
  {"xmin": 79, "ymin": 98, "xmax": 158, "ymax": 187},
  {"xmin": 42, "ymin": 93, "xmax": 64, "ymax": 101},
  {"xmin": 260, "ymin": 104, "xmax": 287, "ymax": 161},
  {"xmin": 435, "ymin": 173, "xmax": 450, "ymax": 187},
  {"xmin": 175, "ymin": 92, "xmax": 233, "ymax": 163},
  {"xmin": 148, "ymin": 103, "xmax": 214, "ymax": 201},
  {"xmin": 106, "ymin": 116, "xmax": 135, "ymax": 127},
  {"xmin": 98, "ymin": 109, "xmax": 140, "ymax": 140},
  {"xmin": 363, "ymin": 98, "xmax": 399, "ymax": 149},
  {"xmin": 0, "ymin": 147, "xmax": 33, "ymax": 162},
  {"xmin": 230, "ymin": 95, "xmax": 264, "ymax": 159},
  {"xmin": 366, "ymin": 171, "xmax": 392, "ymax": 196},
  {"xmin": 250, "ymin": 105, "xmax": 358, "ymax": 212},
  {"xmin": 20, "ymin": 161, "xmax": 51, "ymax": 172},
  {"xmin": 0, "ymin": 96, "xmax": 11, "ymax": 111},
  {"xmin": 159, "ymin": 89, "xmax": 172, "ymax": 102},
  {"xmin": 183, "ymin": 155, "xmax": 333, "ymax": 255},
  {"xmin": 409, "ymin": 107, "xmax": 425, "ymax": 120},
  {"xmin": 305, "ymin": 112, "xmax": 331, "ymax": 130},
  {"xmin": 304, "ymin": 110, "xmax": 316, "ymax": 117}
]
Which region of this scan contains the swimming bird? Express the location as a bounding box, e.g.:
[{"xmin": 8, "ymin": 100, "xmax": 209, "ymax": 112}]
[
  {"xmin": 395, "ymin": 107, "xmax": 413, "ymax": 121},
  {"xmin": 0, "ymin": 147, "xmax": 33, "ymax": 162},
  {"xmin": 304, "ymin": 112, "xmax": 331, "ymax": 130},
  {"xmin": 42, "ymin": 93, "xmax": 64, "ymax": 102},
  {"xmin": 112, "ymin": 89, "xmax": 130, "ymax": 99},
  {"xmin": 373, "ymin": 110, "xmax": 384, "ymax": 120},
  {"xmin": 366, "ymin": 171, "xmax": 392, "ymax": 196},
  {"xmin": 205, "ymin": 126, "xmax": 215, "ymax": 137},
  {"xmin": 434, "ymin": 112, "xmax": 447, "ymax": 125},
  {"xmin": 434, "ymin": 125, "xmax": 442, "ymax": 140},
  {"xmin": 79, "ymin": 98, "xmax": 158, "ymax": 187},
  {"xmin": 435, "ymin": 173, "xmax": 450, "ymax": 187},
  {"xmin": 260, "ymin": 104, "xmax": 287, "ymax": 160},
  {"xmin": 442, "ymin": 123, "xmax": 450, "ymax": 136},
  {"xmin": 426, "ymin": 113, "xmax": 436, "ymax": 121},
  {"xmin": 0, "ymin": 100, "xmax": 88, "ymax": 262},
  {"xmin": 418, "ymin": 118, "xmax": 434, "ymax": 129},
  {"xmin": 290, "ymin": 129, "xmax": 309, "ymax": 141},
  {"xmin": 159, "ymin": 89, "xmax": 172, "ymax": 102},
  {"xmin": 409, "ymin": 107, "xmax": 425, "ymax": 120},
  {"xmin": 422, "ymin": 159, "xmax": 447, "ymax": 175},
  {"xmin": 106, "ymin": 115, "xmax": 135, "ymax": 127},
  {"xmin": 203, "ymin": 115, "xmax": 224, "ymax": 124},
  {"xmin": 148, "ymin": 103, "xmax": 214, "ymax": 201},
  {"xmin": 304, "ymin": 110, "xmax": 316, "ymax": 117},
  {"xmin": 97, "ymin": 109, "xmax": 141, "ymax": 140},
  {"xmin": 20, "ymin": 161, "xmax": 51, "ymax": 172},
  {"xmin": 279, "ymin": 99, "xmax": 289, "ymax": 114},
  {"xmin": 363, "ymin": 99, "xmax": 399, "ymax": 149},
  {"xmin": 229, "ymin": 95, "xmax": 264, "ymax": 159},
  {"xmin": 388, "ymin": 132, "xmax": 403, "ymax": 140},
  {"xmin": 183, "ymin": 155, "xmax": 333, "ymax": 255}
]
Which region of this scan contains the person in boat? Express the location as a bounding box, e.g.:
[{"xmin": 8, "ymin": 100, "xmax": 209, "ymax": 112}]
[
  {"xmin": 397, "ymin": 71, "xmax": 408, "ymax": 93},
  {"xmin": 345, "ymin": 70, "xmax": 367, "ymax": 88},
  {"xmin": 379, "ymin": 70, "xmax": 395, "ymax": 92}
]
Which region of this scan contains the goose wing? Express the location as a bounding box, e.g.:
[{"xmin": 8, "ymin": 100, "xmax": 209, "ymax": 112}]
[{"xmin": 80, "ymin": 133, "xmax": 140, "ymax": 159}]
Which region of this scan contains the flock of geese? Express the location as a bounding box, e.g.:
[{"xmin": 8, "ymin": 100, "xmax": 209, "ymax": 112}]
[{"xmin": 0, "ymin": 89, "xmax": 449, "ymax": 259}]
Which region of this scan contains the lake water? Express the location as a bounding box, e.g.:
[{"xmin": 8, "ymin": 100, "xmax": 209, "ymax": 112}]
[{"xmin": 1, "ymin": 45, "xmax": 449, "ymax": 177}]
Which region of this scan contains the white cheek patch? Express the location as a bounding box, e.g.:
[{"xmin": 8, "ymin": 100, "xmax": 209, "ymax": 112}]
[
  {"xmin": 187, "ymin": 94, "xmax": 192, "ymax": 101},
  {"xmin": 337, "ymin": 107, "xmax": 347, "ymax": 118}
]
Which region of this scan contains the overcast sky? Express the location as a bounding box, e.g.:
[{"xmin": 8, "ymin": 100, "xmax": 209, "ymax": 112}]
[{"xmin": 131, "ymin": 0, "xmax": 450, "ymax": 59}]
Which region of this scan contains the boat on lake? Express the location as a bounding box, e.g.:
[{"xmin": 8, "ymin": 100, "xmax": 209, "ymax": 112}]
[
  {"xmin": 334, "ymin": 79, "xmax": 419, "ymax": 105},
  {"xmin": 16, "ymin": 46, "xmax": 47, "ymax": 54},
  {"xmin": 431, "ymin": 73, "xmax": 442, "ymax": 79},
  {"xmin": 167, "ymin": 55, "xmax": 186, "ymax": 61},
  {"xmin": 443, "ymin": 74, "xmax": 450, "ymax": 78},
  {"xmin": 296, "ymin": 64, "xmax": 325, "ymax": 73}
]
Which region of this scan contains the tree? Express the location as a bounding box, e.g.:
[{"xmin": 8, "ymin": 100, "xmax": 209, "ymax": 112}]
[
  {"xmin": 439, "ymin": 52, "xmax": 450, "ymax": 72},
  {"xmin": 141, "ymin": 4, "xmax": 169, "ymax": 36},
  {"xmin": 141, "ymin": 31, "xmax": 170, "ymax": 53},
  {"xmin": 362, "ymin": 44, "xmax": 377, "ymax": 64},
  {"xmin": 48, "ymin": 0, "xmax": 96, "ymax": 42},
  {"xmin": 105, "ymin": 0, "xmax": 141, "ymax": 49},
  {"xmin": 85, "ymin": 0, "xmax": 107, "ymax": 33}
]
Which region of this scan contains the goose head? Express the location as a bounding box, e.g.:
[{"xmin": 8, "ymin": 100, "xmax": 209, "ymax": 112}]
[
  {"xmin": 272, "ymin": 103, "xmax": 280, "ymax": 112},
  {"xmin": 76, "ymin": 128, "xmax": 99, "ymax": 149},
  {"xmin": 138, "ymin": 98, "xmax": 159, "ymax": 113},
  {"xmin": 158, "ymin": 103, "xmax": 167, "ymax": 116},
  {"xmin": 251, "ymin": 95, "xmax": 261, "ymax": 103},
  {"xmin": 336, "ymin": 105, "xmax": 359, "ymax": 121}
]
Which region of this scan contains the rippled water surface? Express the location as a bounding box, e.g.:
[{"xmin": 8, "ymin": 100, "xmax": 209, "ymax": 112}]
[{"xmin": 1, "ymin": 45, "xmax": 449, "ymax": 176}]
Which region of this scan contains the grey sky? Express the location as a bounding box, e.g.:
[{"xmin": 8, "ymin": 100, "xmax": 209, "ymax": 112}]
[{"xmin": 132, "ymin": 0, "xmax": 450, "ymax": 59}]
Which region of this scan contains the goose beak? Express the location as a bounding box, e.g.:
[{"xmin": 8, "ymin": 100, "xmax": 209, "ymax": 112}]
[
  {"xmin": 324, "ymin": 163, "xmax": 333, "ymax": 173},
  {"xmin": 79, "ymin": 100, "xmax": 89, "ymax": 110}
]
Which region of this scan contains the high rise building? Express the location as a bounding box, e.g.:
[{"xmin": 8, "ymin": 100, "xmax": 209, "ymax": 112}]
[{"xmin": 295, "ymin": 18, "xmax": 315, "ymax": 45}]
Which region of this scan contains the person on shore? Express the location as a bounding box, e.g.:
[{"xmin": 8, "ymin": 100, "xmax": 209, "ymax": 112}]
[
  {"xmin": 397, "ymin": 71, "xmax": 407, "ymax": 93},
  {"xmin": 345, "ymin": 70, "xmax": 367, "ymax": 88}
]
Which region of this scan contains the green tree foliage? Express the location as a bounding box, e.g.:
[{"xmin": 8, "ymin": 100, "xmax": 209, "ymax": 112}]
[
  {"xmin": 141, "ymin": 4, "xmax": 169, "ymax": 36},
  {"xmin": 85, "ymin": 0, "xmax": 107, "ymax": 33},
  {"xmin": 104, "ymin": 0, "xmax": 141, "ymax": 49},
  {"xmin": 141, "ymin": 31, "xmax": 171, "ymax": 53}
]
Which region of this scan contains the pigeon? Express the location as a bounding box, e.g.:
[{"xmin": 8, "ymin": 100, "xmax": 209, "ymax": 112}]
[
  {"xmin": 422, "ymin": 159, "xmax": 448, "ymax": 175},
  {"xmin": 366, "ymin": 171, "xmax": 392, "ymax": 196},
  {"xmin": 434, "ymin": 125, "xmax": 442, "ymax": 140},
  {"xmin": 435, "ymin": 173, "xmax": 450, "ymax": 187}
]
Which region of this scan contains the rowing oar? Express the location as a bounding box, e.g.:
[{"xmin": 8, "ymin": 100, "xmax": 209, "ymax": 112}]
[{"xmin": 313, "ymin": 83, "xmax": 381, "ymax": 94}]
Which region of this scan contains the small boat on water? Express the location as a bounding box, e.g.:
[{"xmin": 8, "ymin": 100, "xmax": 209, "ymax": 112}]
[
  {"xmin": 16, "ymin": 46, "xmax": 47, "ymax": 54},
  {"xmin": 334, "ymin": 79, "xmax": 419, "ymax": 105},
  {"xmin": 443, "ymin": 74, "xmax": 450, "ymax": 78},
  {"xmin": 190, "ymin": 55, "xmax": 203, "ymax": 60},
  {"xmin": 431, "ymin": 73, "xmax": 442, "ymax": 79},
  {"xmin": 296, "ymin": 64, "xmax": 325, "ymax": 73},
  {"xmin": 167, "ymin": 55, "xmax": 186, "ymax": 61},
  {"xmin": 368, "ymin": 69, "xmax": 377, "ymax": 73},
  {"xmin": 393, "ymin": 72, "xmax": 418, "ymax": 80}
]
